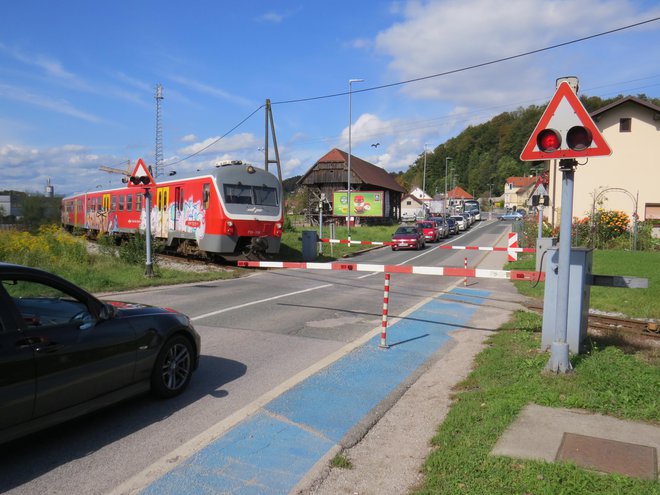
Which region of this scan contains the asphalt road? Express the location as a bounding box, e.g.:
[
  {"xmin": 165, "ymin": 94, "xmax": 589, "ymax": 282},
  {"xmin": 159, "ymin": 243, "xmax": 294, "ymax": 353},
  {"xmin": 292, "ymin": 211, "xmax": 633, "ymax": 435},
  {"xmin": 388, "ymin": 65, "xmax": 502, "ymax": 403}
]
[{"xmin": 0, "ymin": 220, "xmax": 510, "ymax": 495}]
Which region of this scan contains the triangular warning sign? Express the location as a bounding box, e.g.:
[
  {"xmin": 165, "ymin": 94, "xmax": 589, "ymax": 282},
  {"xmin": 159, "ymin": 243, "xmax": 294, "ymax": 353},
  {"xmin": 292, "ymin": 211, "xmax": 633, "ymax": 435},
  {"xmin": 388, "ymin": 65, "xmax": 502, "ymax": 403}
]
[
  {"xmin": 520, "ymin": 82, "xmax": 611, "ymax": 161},
  {"xmin": 127, "ymin": 158, "xmax": 156, "ymax": 187}
]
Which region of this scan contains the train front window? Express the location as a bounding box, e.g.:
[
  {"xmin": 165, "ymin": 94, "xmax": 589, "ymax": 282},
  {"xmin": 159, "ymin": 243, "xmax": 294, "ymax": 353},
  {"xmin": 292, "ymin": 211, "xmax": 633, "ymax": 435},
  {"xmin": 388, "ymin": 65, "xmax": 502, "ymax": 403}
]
[
  {"xmin": 253, "ymin": 186, "xmax": 278, "ymax": 206},
  {"xmin": 223, "ymin": 184, "xmax": 279, "ymax": 206},
  {"xmin": 224, "ymin": 184, "xmax": 253, "ymax": 205}
]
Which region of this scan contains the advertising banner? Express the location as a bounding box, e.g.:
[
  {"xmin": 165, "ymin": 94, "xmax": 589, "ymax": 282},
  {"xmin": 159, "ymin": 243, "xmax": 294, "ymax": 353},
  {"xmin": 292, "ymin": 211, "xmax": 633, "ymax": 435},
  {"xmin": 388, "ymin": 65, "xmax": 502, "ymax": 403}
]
[{"xmin": 332, "ymin": 190, "xmax": 384, "ymax": 217}]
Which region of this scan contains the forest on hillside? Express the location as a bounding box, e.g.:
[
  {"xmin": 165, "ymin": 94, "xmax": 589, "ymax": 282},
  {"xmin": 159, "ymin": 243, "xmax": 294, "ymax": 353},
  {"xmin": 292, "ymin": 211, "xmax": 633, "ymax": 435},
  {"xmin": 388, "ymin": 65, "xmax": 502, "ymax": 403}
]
[{"xmin": 399, "ymin": 93, "xmax": 660, "ymax": 201}]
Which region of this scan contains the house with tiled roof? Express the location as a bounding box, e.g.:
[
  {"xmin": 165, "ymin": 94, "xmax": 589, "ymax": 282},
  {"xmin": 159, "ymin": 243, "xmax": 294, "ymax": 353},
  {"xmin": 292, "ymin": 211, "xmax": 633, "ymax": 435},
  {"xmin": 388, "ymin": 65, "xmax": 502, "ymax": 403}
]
[
  {"xmin": 503, "ymin": 176, "xmax": 537, "ymax": 210},
  {"xmin": 547, "ymin": 96, "xmax": 660, "ymax": 236},
  {"xmin": 297, "ymin": 148, "xmax": 406, "ymax": 223}
]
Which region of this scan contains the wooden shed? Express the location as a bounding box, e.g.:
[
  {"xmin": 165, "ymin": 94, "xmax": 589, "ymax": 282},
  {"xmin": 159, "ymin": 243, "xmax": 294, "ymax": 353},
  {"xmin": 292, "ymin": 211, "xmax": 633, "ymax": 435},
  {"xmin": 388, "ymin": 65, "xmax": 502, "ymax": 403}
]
[{"xmin": 297, "ymin": 148, "xmax": 406, "ymax": 224}]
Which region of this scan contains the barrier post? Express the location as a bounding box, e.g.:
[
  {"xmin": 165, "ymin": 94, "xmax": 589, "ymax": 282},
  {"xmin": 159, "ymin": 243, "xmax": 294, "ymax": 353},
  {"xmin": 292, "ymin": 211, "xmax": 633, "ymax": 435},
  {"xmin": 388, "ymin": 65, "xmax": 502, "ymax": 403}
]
[
  {"xmin": 508, "ymin": 232, "xmax": 519, "ymax": 261},
  {"xmin": 464, "ymin": 257, "xmax": 468, "ymax": 286},
  {"xmin": 379, "ymin": 273, "xmax": 391, "ymax": 349}
]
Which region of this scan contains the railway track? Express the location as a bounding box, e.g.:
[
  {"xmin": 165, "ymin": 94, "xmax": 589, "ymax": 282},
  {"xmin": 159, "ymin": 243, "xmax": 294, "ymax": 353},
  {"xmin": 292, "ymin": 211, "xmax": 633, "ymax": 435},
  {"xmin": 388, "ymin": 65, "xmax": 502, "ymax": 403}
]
[{"xmin": 525, "ymin": 300, "xmax": 659, "ymax": 340}]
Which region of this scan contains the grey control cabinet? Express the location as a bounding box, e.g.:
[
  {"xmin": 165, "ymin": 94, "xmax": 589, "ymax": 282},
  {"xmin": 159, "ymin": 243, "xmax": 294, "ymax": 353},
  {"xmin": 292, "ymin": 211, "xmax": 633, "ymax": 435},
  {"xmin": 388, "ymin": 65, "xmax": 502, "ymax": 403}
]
[
  {"xmin": 301, "ymin": 230, "xmax": 319, "ymax": 262},
  {"xmin": 541, "ymin": 247, "xmax": 593, "ymax": 354}
]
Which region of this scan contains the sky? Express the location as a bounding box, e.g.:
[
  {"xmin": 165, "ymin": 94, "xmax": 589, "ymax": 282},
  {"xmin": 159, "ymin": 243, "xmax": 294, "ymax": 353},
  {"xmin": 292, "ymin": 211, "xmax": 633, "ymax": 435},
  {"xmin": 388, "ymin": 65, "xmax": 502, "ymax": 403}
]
[{"xmin": 1, "ymin": 0, "xmax": 659, "ymax": 197}]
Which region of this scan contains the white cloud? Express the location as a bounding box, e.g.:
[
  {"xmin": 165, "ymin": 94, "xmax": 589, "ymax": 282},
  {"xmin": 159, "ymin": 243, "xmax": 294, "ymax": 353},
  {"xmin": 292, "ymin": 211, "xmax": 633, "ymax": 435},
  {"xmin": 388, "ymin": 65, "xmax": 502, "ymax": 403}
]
[
  {"xmin": 374, "ymin": 0, "xmax": 646, "ymax": 106},
  {"xmin": 0, "ymin": 143, "xmax": 119, "ymax": 195},
  {"xmin": 177, "ymin": 132, "xmax": 260, "ymax": 156},
  {"xmin": 169, "ymin": 75, "xmax": 257, "ymax": 108},
  {"xmin": 257, "ymin": 12, "xmax": 285, "ymax": 23},
  {"xmin": 181, "ymin": 134, "xmax": 197, "ymax": 143},
  {"xmin": 0, "ymin": 83, "xmax": 104, "ymax": 123},
  {"xmin": 341, "ymin": 113, "xmax": 400, "ymax": 148}
]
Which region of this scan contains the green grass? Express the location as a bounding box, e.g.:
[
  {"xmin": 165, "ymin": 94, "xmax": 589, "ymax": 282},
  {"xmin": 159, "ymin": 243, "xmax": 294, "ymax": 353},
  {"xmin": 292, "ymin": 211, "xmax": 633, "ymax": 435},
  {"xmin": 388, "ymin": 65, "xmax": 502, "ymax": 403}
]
[
  {"xmin": 414, "ymin": 311, "xmax": 660, "ymax": 495},
  {"xmin": 330, "ymin": 453, "xmax": 353, "ymax": 469},
  {"xmin": 508, "ymin": 250, "xmax": 660, "ymax": 319}
]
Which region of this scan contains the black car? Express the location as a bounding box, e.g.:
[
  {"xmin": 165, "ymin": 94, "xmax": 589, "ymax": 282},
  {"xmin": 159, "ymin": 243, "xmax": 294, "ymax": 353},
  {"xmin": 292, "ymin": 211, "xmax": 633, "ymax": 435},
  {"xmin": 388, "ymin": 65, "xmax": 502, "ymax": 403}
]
[
  {"xmin": 445, "ymin": 217, "xmax": 459, "ymax": 235},
  {"xmin": 0, "ymin": 263, "xmax": 201, "ymax": 444}
]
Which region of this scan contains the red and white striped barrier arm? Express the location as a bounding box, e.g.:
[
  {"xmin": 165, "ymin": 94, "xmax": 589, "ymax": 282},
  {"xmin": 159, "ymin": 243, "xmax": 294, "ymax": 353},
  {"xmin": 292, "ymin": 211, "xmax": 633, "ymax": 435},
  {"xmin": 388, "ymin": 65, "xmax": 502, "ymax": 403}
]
[
  {"xmin": 435, "ymin": 245, "xmax": 534, "ymax": 253},
  {"xmin": 237, "ymin": 260, "xmax": 545, "ymax": 282},
  {"xmin": 319, "ymin": 238, "xmax": 394, "ymax": 246},
  {"xmin": 318, "ymin": 238, "xmax": 534, "ymax": 253}
]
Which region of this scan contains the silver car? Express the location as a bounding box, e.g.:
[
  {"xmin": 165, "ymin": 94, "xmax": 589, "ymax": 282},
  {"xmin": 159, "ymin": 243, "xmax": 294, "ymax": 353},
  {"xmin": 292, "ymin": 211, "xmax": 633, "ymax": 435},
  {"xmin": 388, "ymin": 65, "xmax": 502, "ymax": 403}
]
[{"xmin": 451, "ymin": 215, "xmax": 467, "ymax": 231}]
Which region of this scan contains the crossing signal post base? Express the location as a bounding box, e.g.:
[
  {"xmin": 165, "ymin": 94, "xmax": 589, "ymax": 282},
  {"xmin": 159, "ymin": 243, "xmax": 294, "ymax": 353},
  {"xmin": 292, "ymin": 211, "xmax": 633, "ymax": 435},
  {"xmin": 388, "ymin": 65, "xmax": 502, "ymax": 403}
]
[{"xmin": 545, "ymin": 342, "xmax": 573, "ymax": 373}]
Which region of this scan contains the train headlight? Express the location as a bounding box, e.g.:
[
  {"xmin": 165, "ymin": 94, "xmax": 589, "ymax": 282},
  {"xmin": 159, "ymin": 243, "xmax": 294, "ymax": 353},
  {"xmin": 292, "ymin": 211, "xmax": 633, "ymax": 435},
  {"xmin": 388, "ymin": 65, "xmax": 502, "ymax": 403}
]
[
  {"xmin": 275, "ymin": 222, "xmax": 283, "ymax": 235},
  {"xmin": 226, "ymin": 221, "xmax": 235, "ymax": 235}
]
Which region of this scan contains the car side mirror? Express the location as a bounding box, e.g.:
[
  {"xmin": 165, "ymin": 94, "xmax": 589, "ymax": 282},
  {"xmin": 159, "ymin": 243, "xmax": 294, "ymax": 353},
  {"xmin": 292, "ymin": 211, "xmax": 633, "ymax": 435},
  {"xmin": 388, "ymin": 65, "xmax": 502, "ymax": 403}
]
[{"xmin": 99, "ymin": 303, "xmax": 116, "ymax": 321}]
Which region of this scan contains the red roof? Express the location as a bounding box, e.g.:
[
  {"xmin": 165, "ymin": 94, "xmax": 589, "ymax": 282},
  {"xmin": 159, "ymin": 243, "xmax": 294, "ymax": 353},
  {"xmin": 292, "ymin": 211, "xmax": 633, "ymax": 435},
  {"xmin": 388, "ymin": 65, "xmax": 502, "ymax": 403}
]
[
  {"xmin": 506, "ymin": 176, "xmax": 537, "ymax": 188},
  {"xmin": 447, "ymin": 186, "xmax": 473, "ymax": 200}
]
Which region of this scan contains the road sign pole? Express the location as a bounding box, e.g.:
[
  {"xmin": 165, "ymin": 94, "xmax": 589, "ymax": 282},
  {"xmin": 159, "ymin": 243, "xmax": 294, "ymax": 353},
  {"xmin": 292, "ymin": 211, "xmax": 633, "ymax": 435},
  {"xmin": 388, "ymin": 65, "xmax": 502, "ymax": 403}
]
[
  {"xmin": 545, "ymin": 159, "xmax": 577, "ymax": 373},
  {"xmin": 538, "ymin": 205, "xmax": 544, "ymax": 238},
  {"xmin": 144, "ymin": 188, "xmax": 154, "ymax": 277}
]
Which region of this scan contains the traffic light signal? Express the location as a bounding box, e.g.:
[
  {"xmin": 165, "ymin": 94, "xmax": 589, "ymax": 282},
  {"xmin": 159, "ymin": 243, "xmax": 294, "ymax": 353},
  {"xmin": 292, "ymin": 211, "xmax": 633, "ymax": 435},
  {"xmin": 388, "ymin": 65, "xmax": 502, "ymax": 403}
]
[
  {"xmin": 130, "ymin": 176, "xmax": 151, "ymax": 185},
  {"xmin": 536, "ymin": 126, "xmax": 592, "ymax": 154}
]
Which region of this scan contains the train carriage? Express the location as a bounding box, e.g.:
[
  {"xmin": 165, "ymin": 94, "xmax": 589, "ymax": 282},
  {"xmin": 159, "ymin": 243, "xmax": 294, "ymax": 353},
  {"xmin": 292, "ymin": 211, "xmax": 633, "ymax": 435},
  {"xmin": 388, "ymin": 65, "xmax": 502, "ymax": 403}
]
[{"xmin": 62, "ymin": 161, "xmax": 283, "ymax": 258}]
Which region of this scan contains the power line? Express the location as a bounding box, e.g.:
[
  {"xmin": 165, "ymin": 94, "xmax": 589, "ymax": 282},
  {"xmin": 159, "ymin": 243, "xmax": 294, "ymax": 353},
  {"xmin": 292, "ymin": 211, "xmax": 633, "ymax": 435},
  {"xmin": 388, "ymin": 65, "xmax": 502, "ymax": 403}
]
[
  {"xmin": 169, "ymin": 17, "xmax": 660, "ymax": 165},
  {"xmin": 271, "ymin": 17, "xmax": 660, "ymax": 105},
  {"xmin": 164, "ymin": 104, "xmax": 265, "ymax": 167}
]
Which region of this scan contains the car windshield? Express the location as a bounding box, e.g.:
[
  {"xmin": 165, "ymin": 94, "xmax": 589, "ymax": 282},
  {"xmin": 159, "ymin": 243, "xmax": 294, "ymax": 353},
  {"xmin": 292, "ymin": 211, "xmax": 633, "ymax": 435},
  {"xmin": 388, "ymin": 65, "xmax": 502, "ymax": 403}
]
[
  {"xmin": 395, "ymin": 227, "xmax": 417, "ymax": 235},
  {"xmin": 418, "ymin": 222, "xmax": 433, "ymax": 229}
]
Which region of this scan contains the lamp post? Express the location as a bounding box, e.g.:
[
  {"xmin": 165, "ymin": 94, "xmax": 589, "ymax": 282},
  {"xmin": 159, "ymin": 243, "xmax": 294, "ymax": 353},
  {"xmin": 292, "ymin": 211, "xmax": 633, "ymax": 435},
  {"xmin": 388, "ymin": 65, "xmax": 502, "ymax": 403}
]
[
  {"xmin": 347, "ymin": 78, "xmax": 364, "ymax": 240},
  {"xmin": 422, "ymin": 144, "xmax": 428, "ymax": 214},
  {"xmin": 444, "ymin": 156, "xmax": 452, "ymax": 215}
]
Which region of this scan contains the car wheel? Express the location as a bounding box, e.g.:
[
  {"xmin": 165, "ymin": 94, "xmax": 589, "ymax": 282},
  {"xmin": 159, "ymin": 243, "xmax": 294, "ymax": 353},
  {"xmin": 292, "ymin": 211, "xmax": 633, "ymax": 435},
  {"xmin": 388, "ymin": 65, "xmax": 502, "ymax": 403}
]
[{"xmin": 151, "ymin": 335, "xmax": 194, "ymax": 398}]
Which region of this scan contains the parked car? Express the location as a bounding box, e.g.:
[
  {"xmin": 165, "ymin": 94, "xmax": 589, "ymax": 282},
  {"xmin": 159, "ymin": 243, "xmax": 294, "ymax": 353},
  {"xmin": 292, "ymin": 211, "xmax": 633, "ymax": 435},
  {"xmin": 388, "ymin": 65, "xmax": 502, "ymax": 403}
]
[
  {"xmin": 460, "ymin": 212, "xmax": 473, "ymax": 227},
  {"xmin": 445, "ymin": 217, "xmax": 459, "ymax": 235},
  {"xmin": 0, "ymin": 263, "xmax": 201, "ymax": 444},
  {"xmin": 391, "ymin": 225, "xmax": 426, "ymax": 250},
  {"xmin": 428, "ymin": 217, "xmax": 449, "ymax": 239},
  {"xmin": 416, "ymin": 221, "xmax": 439, "ymax": 242},
  {"xmin": 451, "ymin": 215, "xmax": 467, "ymax": 231}
]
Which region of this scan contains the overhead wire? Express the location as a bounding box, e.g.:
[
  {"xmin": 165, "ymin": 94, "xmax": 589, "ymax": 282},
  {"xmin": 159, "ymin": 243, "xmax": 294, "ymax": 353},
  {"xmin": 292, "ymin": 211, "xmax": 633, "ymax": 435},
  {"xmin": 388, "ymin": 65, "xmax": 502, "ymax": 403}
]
[{"xmin": 170, "ymin": 17, "xmax": 660, "ymax": 165}]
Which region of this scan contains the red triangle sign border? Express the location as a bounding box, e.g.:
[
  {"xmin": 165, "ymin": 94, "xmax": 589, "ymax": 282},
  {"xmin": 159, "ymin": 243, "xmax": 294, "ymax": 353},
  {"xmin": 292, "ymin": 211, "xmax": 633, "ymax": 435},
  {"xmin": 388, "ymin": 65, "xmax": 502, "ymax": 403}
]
[{"xmin": 520, "ymin": 82, "xmax": 612, "ymax": 161}]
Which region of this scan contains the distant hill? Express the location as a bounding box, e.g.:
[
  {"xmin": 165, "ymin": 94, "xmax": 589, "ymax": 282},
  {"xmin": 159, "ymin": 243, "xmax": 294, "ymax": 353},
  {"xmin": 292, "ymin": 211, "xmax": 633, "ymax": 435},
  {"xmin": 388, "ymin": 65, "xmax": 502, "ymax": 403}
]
[{"xmin": 401, "ymin": 93, "xmax": 660, "ymax": 200}]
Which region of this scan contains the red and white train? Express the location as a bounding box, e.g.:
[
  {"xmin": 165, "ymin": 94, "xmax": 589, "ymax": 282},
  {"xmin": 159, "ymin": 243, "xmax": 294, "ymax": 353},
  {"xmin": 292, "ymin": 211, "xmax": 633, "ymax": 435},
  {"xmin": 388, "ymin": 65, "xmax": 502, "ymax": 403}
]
[{"xmin": 61, "ymin": 160, "xmax": 284, "ymax": 258}]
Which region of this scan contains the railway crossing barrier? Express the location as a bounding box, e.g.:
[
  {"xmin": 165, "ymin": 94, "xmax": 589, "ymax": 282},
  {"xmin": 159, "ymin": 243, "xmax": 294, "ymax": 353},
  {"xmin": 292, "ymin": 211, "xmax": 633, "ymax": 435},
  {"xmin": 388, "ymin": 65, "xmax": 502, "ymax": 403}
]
[
  {"xmin": 237, "ymin": 260, "xmax": 545, "ymax": 282},
  {"xmin": 238, "ymin": 260, "xmax": 545, "ymax": 349}
]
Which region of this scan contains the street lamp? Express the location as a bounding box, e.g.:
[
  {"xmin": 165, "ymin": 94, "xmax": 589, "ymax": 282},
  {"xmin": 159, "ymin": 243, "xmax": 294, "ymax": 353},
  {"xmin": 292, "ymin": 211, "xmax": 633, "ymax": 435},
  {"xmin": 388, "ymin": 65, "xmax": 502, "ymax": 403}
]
[
  {"xmin": 444, "ymin": 156, "xmax": 452, "ymax": 215},
  {"xmin": 422, "ymin": 144, "xmax": 428, "ymax": 214},
  {"xmin": 347, "ymin": 78, "xmax": 364, "ymax": 240}
]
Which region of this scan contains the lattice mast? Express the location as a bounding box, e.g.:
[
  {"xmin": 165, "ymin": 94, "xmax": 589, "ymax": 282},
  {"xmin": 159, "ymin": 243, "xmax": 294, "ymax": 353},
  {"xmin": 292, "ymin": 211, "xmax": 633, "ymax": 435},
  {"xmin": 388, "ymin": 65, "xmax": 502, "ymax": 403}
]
[{"xmin": 154, "ymin": 84, "xmax": 164, "ymax": 177}]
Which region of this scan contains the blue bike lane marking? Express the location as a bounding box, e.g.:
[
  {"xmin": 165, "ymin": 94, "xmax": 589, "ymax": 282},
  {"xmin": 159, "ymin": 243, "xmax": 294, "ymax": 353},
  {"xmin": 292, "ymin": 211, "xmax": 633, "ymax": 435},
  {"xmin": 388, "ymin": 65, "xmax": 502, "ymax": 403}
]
[{"xmin": 141, "ymin": 289, "xmax": 490, "ymax": 495}]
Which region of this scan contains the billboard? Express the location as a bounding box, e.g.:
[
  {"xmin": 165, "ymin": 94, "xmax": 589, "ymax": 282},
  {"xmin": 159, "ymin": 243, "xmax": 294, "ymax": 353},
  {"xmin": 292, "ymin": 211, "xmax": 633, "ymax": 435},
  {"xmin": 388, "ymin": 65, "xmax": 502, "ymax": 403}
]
[{"xmin": 332, "ymin": 190, "xmax": 384, "ymax": 217}]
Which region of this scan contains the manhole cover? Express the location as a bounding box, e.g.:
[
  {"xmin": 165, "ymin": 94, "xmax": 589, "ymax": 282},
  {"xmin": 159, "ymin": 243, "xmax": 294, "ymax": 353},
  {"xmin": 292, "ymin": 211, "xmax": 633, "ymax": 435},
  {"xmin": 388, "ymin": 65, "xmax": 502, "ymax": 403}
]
[{"xmin": 556, "ymin": 432, "xmax": 657, "ymax": 480}]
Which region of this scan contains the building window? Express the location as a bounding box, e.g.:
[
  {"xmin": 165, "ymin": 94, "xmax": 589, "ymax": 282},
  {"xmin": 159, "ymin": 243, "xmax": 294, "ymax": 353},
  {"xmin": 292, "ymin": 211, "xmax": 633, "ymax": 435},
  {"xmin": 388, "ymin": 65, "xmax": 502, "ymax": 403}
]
[{"xmin": 619, "ymin": 118, "xmax": 632, "ymax": 132}]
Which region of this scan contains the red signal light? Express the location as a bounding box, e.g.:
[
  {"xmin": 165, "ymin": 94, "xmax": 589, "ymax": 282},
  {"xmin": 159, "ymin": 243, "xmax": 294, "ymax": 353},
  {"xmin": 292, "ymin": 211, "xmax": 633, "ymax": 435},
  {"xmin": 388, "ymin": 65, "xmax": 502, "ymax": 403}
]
[
  {"xmin": 537, "ymin": 129, "xmax": 561, "ymax": 153},
  {"xmin": 566, "ymin": 126, "xmax": 592, "ymax": 151}
]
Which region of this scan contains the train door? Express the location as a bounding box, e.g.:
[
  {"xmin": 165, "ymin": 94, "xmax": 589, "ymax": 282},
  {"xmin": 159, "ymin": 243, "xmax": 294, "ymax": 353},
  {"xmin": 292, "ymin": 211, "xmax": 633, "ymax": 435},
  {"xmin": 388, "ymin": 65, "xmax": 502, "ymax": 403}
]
[
  {"xmin": 156, "ymin": 187, "xmax": 169, "ymax": 238},
  {"xmin": 173, "ymin": 186, "xmax": 182, "ymax": 231},
  {"xmin": 101, "ymin": 194, "xmax": 111, "ymax": 232}
]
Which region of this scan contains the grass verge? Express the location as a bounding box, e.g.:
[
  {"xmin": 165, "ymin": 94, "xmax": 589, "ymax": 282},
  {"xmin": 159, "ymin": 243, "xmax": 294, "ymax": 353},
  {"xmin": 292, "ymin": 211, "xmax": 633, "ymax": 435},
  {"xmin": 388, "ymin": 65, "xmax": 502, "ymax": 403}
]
[
  {"xmin": 508, "ymin": 250, "xmax": 660, "ymax": 320},
  {"xmin": 414, "ymin": 311, "xmax": 659, "ymax": 495}
]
